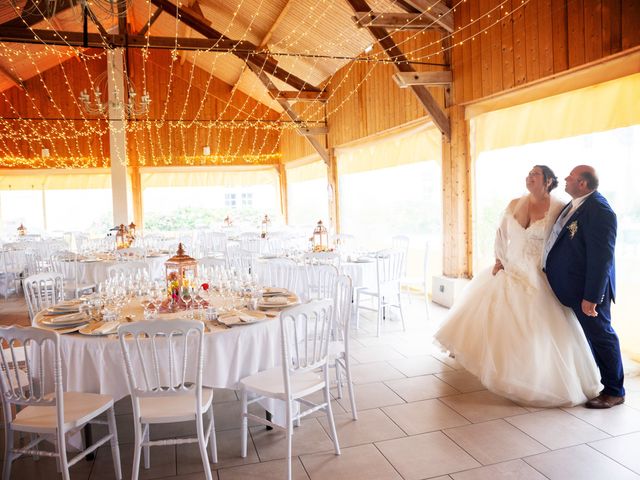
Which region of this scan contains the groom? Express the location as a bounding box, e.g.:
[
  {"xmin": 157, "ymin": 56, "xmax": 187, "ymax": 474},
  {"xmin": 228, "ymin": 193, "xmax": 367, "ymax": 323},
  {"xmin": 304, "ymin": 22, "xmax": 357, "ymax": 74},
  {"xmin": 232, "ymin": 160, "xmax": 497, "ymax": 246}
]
[{"xmin": 543, "ymin": 165, "xmax": 624, "ymax": 408}]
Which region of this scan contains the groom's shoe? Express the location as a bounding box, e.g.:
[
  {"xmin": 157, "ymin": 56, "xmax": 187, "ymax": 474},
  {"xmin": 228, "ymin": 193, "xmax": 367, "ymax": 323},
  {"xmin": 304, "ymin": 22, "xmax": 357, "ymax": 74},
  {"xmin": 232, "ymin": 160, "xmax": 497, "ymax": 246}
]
[{"xmin": 585, "ymin": 393, "xmax": 625, "ymax": 409}]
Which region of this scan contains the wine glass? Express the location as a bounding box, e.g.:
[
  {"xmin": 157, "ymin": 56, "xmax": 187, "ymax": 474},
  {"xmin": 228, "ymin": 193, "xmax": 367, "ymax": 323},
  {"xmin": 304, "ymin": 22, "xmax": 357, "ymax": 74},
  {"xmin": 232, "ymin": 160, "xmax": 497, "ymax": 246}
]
[{"xmin": 180, "ymin": 287, "xmax": 193, "ymax": 319}]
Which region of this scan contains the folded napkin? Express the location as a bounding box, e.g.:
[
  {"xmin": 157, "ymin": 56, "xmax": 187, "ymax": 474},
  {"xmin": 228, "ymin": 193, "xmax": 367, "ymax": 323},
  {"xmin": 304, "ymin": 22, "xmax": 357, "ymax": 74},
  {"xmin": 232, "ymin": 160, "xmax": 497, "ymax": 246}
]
[
  {"xmin": 45, "ymin": 312, "xmax": 86, "ymax": 324},
  {"xmin": 219, "ymin": 310, "xmax": 263, "ymax": 325},
  {"xmin": 262, "ymin": 296, "xmax": 289, "ymax": 306},
  {"xmin": 92, "ymin": 322, "xmax": 120, "ymax": 335}
]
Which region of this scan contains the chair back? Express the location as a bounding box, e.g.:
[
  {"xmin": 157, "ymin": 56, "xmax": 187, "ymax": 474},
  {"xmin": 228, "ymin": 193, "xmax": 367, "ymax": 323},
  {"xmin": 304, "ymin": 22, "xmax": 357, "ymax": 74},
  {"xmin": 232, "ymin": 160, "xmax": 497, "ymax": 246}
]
[
  {"xmin": 304, "ymin": 264, "xmax": 338, "ymax": 301},
  {"xmin": 257, "ymin": 259, "xmax": 301, "ymax": 296},
  {"xmin": 303, "ymin": 251, "xmax": 341, "ymax": 267},
  {"xmin": 118, "ymin": 320, "xmax": 205, "ymax": 406},
  {"xmin": 333, "ymin": 274, "xmax": 353, "ymax": 344},
  {"xmin": 391, "ymin": 235, "xmax": 409, "ymax": 276},
  {"xmin": 280, "ymin": 300, "xmax": 333, "ymax": 394},
  {"xmin": 227, "ymin": 248, "xmax": 257, "ymax": 277},
  {"xmin": 374, "ymin": 250, "xmax": 404, "ymax": 292},
  {"xmin": 106, "ymin": 261, "xmax": 149, "ymax": 281},
  {"xmin": 238, "ymin": 233, "xmax": 261, "ymax": 253},
  {"xmin": 0, "ymin": 326, "xmax": 63, "ymax": 422},
  {"xmin": 23, "ymin": 272, "xmax": 65, "ymax": 323}
]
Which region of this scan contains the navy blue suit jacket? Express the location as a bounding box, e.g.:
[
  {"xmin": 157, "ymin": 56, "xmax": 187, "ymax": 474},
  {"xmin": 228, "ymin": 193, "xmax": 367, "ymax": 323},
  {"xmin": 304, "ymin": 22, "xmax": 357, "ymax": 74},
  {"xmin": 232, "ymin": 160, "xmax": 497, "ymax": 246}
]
[{"xmin": 545, "ymin": 191, "xmax": 616, "ymax": 308}]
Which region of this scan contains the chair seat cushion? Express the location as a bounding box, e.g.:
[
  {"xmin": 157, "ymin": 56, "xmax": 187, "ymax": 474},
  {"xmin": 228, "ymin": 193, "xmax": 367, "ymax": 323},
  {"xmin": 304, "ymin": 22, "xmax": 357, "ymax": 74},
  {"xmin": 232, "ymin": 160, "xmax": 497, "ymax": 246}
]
[
  {"xmin": 139, "ymin": 387, "xmax": 214, "ymax": 424},
  {"xmin": 240, "ymin": 368, "xmax": 325, "ymax": 400},
  {"xmin": 13, "ymin": 391, "xmax": 113, "ymax": 433}
]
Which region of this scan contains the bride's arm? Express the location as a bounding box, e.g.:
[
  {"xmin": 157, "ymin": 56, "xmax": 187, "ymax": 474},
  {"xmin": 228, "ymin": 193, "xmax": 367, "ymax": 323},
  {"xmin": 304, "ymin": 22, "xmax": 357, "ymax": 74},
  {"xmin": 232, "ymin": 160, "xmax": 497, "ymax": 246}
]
[{"xmin": 493, "ymin": 198, "xmax": 518, "ymax": 275}]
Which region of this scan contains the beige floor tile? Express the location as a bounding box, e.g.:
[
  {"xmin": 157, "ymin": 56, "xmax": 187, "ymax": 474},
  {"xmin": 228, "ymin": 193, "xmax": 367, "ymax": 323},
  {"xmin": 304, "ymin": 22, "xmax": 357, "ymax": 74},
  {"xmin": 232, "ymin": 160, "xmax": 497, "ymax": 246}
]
[
  {"xmin": 524, "ymin": 444, "xmax": 639, "ymax": 479},
  {"xmin": 387, "ymin": 355, "xmax": 453, "ymax": 377},
  {"xmin": 589, "ymin": 432, "xmax": 640, "ymax": 474},
  {"xmin": 562, "ymin": 404, "xmax": 640, "ymax": 435},
  {"xmin": 349, "ymin": 361, "xmax": 405, "ymax": 384},
  {"xmin": 385, "ymin": 374, "xmax": 460, "ymax": 402},
  {"xmin": 349, "ymin": 345, "xmax": 405, "ymax": 363},
  {"xmin": 301, "ymin": 443, "xmax": 402, "ymax": 480},
  {"xmin": 250, "ymin": 418, "xmax": 337, "ymax": 462},
  {"xmin": 376, "ymin": 431, "xmax": 480, "ymax": 480},
  {"xmin": 218, "ymin": 457, "xmax": 309, "ymax": 480},
  {"xmin": 91, "ymin": 443, "xmax": 176, "ymax": 480},
  {"xmin": 383, "ymin": 399, "xmax": 470, "ymax": 435},
  {"xmin": 334, "ymin": 381, "xmax": 405, "ymax": 412},
  {"xmin": 8, "ymin": 455, "xmax": 93, "ymax": 480},
  {"xmin": 213, "ymin": 400, "xmax": 264, "ymax": 431},
  {"xmin": 625, "ymin": 390, "xmax": 640, "ymax": 410},
  {"xmin": 506, "ymin": 409, "xmax": 610, "ymax": 449},
  {"xmin": 177, "ymin": 428, "xmax": 259, "ymax": 474},
  {"xmin": 436, "ymin": 370, "xmax": 486, "ymax": 393},
  {"xmin": 213, "ymin": 388, "xmax": 239, "ymax": 404},
  {"xmin": 439, "ymin": 390, "xmax": 529, "ymax": 423},
  {"xmin": 444, "ymin": 419, "xmax": 547, "ymax": 465},
  {"xmin": 316, "ymin": 408, "xmax": 405, "ymax": 447},
  {"xmin": 625, "ymin": 376, "xmax": 640, "ymax": 391},
  {"xmin": 451, "ymin": 459, "xmax": 547, "ymax": 480}
]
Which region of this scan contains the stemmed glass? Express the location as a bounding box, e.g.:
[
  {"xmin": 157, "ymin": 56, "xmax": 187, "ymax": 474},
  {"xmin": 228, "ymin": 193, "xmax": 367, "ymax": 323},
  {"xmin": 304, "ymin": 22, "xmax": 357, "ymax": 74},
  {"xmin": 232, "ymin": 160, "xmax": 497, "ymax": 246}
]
[{"xmin": 180, "ymin": 287, "xmax": 193, "ymax": 319}]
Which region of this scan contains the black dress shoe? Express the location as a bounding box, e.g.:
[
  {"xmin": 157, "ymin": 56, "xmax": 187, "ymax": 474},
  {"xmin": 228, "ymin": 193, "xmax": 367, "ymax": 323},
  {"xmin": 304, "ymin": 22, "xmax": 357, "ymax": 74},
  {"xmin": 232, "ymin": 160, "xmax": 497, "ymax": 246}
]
[{"xmin": 585, "ymin": 393, "xmax": 625, "ymax": 409}]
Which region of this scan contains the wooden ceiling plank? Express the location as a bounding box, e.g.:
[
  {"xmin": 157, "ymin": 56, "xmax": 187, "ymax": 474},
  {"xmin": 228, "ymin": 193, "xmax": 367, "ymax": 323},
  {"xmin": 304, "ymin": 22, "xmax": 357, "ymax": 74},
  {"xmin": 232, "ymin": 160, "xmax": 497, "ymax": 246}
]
[
  {"xmin": 259, "ymin": 0, "xmax": 294, "ymax": 48},
  {"xmin": 401, "ymin": 0, "xmax": 453, "ymax": 32},
  {"xmin": 345, "ymin": 0, "xmax": 450, "ymax": 139},
  {"xmin": 0, "ymin": 62, "xmax": 24, "ymax": 89},
  {"xmin": 84, "ymin": 5, "xmax": 111, "ymax": 39},
  {"xmin": 353, "ymin": 12, "xmax": 444, "ymax": 31},
  {"xmin": 150, "ymin": 0, "xmax": 318, "ymax": 92},
  {"xmin": 268, "ymin": 90, "xmax": 329, "ymax": 102},
  {"xmin": 138, "ymin": 8, "xmax": 163, "ymax": 36}
]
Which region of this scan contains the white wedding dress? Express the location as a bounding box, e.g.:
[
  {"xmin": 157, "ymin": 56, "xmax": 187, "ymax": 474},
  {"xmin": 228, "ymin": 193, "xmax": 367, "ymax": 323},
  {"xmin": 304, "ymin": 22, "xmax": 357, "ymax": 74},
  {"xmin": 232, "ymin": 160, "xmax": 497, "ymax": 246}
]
[{"xmin": 434, "ymin": 196, "xmax": 600, "ymax": 407}]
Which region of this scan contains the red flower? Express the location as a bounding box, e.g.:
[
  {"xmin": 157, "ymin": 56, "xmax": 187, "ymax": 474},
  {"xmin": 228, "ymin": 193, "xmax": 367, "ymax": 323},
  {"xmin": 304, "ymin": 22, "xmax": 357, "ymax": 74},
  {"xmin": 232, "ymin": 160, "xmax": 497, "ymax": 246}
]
[{"xmin": 201, "ymin": 283, "xmax": 209, "ymax": 291}]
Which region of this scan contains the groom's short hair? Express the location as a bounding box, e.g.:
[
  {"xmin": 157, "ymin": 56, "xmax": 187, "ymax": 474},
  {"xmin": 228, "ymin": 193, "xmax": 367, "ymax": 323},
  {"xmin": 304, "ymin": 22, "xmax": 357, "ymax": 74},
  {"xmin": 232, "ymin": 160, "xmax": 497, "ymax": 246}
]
[{"xmin": 579, "ymin": 171, "xmax": 599, "ymax": 190}]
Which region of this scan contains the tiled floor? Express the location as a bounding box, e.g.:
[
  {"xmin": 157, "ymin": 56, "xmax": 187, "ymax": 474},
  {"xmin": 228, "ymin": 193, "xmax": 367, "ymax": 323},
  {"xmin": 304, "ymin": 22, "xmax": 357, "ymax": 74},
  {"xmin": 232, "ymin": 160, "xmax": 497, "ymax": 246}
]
[{"xmin": 1, "ymin": 295, "xmax": 639, "ymax": 479}]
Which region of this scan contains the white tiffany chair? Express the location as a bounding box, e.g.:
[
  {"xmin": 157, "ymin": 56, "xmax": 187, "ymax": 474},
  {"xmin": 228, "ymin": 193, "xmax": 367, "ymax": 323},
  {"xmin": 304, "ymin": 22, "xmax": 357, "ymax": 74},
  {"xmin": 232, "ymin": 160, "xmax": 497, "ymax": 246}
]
[
  {"xmin": 303, "ymin": 263, "xmax": 338, "ymax": 301},
  {"xmin": 400, "ymin": 241, "xmax": 431, "ymax": 321},
  {"xmin": 23, "ymin": 272, "xmax": 65, "ymax": 325},
  {"xmin": 354, "ymin": 249, "xmax": 406, "ymax": 336},
  {"xmin": 227, "ymin": 248, "xmax": 257, "ymax": 277},
  {"xmin": 50, "ymin": 250, "xmax": 96, "ymax": 299},
  {"xmin": 240, "ymin": 300, "xmax": 341, "ymax": 480},
  {"xmin": 257, "ymin": 258, "xmax": 303, "ymax": 296},
  {"xmin": 106, "ymin": 261, "xmax": 149, "ymax": 281},
  {"xmin": 0, "ymin": 326, "xmax": 122, "ymax": 480},
  {"xmin": 118, "ymin": 319, "xmax": 217, "ymax": 480},
  {"xmin": 330, "ymin": 274, "xmax": 358, "ymax": 419}
]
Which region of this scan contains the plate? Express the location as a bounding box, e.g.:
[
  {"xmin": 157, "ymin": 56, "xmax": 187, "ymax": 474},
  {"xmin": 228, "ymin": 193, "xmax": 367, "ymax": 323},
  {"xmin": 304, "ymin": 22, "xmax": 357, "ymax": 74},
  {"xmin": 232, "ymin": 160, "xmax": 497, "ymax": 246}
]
[
  {"xmin": 38, "ymin": 323, "xmax": 86, "ymax": 334},
  {"xmin": 260, "ymin": 254, "xmax": 279, "ymax": 260},
  {"xmin": 353, "ymin": 258, "xmax": 374, "ymax": 263},
  {"xmin": 261, "ymin": 287, "xmax": 290, "ymax": 297},
  {"xmin": 257, "ymin": 296, "xmax": 298, "ymax": 309},
  {"xmin": 79, "ymin": 321, "xmax": 121, "ymax": 336},
  {"xmin": 218, "ymin": 310, "xmax": 267, "ymax": 326}
]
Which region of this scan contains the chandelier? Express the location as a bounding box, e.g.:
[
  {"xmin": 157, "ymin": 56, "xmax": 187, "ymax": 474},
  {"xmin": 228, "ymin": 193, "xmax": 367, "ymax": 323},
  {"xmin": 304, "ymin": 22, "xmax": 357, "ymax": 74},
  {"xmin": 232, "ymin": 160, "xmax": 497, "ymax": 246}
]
[{"xmin": 78, "ymin": 71, "xmax": 151, "ymax": 116}]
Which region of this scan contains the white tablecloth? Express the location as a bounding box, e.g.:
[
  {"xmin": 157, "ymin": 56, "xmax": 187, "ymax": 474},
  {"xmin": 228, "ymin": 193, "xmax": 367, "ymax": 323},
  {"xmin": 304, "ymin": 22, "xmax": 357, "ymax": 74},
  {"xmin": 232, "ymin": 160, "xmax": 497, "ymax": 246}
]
[
  {"xmin": 340, "ymin": 260, "xmax": 377, "ymax": 289},
  {"xmin": 60, "ymin": 255, "xmax": 171, "ymax": 285}
]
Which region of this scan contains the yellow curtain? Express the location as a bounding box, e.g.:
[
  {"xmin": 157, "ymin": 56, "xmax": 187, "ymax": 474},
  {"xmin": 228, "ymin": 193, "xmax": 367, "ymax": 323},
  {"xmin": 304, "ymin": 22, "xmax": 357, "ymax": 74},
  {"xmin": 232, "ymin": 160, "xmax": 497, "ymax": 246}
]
[
  {"xmin": 473, "ymin": 73, "xmax": 640, "ymax": 152},
  {"xmin": 285, "ymin": 157, "xmax": 327, "ymax": 183},
  {"xmin": 0, "ymin": 169, "xmax": 111, "ymax": 190},
  {"xmin": 335, "ymin": 122, "xmax": 442, "ymax": 175},
  {"xmin": 140, "ymin": 166, "xmax": 280, "ymax": 188}
]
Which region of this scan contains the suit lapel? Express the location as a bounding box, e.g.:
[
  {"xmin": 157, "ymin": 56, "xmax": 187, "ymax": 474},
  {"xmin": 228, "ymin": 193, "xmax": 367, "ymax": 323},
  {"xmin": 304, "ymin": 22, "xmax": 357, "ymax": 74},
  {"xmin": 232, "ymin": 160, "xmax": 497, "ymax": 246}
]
[{"xmin": 555, "ymin": 193, "xmax": 596, "ymax": 242}]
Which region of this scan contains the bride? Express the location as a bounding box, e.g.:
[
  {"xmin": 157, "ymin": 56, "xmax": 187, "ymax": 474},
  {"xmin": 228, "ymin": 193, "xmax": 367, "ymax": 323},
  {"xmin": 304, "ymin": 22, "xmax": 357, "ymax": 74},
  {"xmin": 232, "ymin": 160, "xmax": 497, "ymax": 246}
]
[{"xmin": 434, "ymin": 165, "xmax": 600, "ymax": 407}]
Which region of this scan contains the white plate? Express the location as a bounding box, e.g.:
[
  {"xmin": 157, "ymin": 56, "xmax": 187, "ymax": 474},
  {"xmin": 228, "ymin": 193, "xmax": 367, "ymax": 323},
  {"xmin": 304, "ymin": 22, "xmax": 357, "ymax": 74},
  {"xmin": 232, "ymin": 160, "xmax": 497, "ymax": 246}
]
[
  {"xmin": 261, "ymin": 287, "xmax": 290, "ymax": 296},
  {"xmin": 38, "ymin": 323, "xmax": 86, "ymax": 334},
  {"xmin": 40, "ymin": 312, "xmax": 88, "ymax": 326},
  {"xmin": 257, "ymin": 298, "xmax": 298, "ymax": 309}
]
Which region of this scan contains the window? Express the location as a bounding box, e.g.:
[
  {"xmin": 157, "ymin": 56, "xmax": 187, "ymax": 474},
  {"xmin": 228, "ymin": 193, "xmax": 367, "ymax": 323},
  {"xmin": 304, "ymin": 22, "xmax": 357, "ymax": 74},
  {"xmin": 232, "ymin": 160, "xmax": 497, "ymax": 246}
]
[
  {"xmin": 241, "ymin": 192, "xmax": 253, "ymax": 207},
  {"xmin": 286, "ymin": 159, "xmax": 329, "ymax": 228},
  {"xmin": 225, "ymin": 193, "xmax": 237, "ymax": 208}
]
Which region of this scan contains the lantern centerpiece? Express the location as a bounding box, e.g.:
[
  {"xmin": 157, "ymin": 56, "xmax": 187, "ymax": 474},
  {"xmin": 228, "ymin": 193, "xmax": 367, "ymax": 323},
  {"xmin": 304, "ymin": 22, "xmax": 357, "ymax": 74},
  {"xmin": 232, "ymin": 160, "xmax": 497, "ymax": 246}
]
[
  {"xmin": 260, "ymin": 214, "xmax": 271, "ymax": 238},
  {"xmin": 311, "ymin": 220, "xmax": 330, "ymax": 252},
  {"xmin": 17, "ymin": 223, "xmax": 27, "ymax": 237},
  {"xmin": 164, "ymin": 243, "xmax": 198, "ymax": 310},
  {"xmin": 223, "ymin": 215, "xmax": 233, "ymax": 227},
  {"xmin": 115, "ymin": 224, "xmax": 136, "ymax": 249}
]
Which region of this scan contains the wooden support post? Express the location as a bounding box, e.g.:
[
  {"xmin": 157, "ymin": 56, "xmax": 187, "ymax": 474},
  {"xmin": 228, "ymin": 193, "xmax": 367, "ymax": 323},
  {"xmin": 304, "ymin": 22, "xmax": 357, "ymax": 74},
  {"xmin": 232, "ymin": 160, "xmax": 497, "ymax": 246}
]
[
  {"xmin": 326, "ymin": 148, "xmax": 340, "ymax": 234},
  {"xmin": 278, "ymin": 163, "xmax": 289, "ymax": 224},
  {"xmin": 441, "ymin": 105, "xmax": 472, "ymax": 278},
  {"xmin": 129, "ymin": 166, "xmax": 143, "ymax": 229}
]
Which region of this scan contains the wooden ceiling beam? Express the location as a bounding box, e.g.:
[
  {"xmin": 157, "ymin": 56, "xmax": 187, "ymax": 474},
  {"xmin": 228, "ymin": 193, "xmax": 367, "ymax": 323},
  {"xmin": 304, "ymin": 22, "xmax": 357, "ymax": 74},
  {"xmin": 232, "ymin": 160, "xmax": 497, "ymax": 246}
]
[
  {"xmin": 268, "ymin": 90, "xmax": 329, "ymax": 102},
  {"xmin": 393, "ymin": 71, "xmax": 452, "ymax": 87},
  {"xmin": 401, "ymin": 0, "xmax": 453, "ymax": 32},
  {"xmin": 353, "ymin": 12, "xmax": 444, "ymax": 31},
  {"xmin": 0, "ymin": 0, "xmax": 77, "ymax": 29},
  {"xmin": 0, "ymin": 62, "xmax": 24, "ymax": 89},
  {"xmin": 345, "ymin": 0, "xmax": 450, "ymax": 139},
  {"xmin": 259, "ymin": 0, "xmax": 293, "ymax": 48},
  {"xmin": 246, "ymin": 62, "xmax": 329, "ymax": 164},
  {"xmin": 150, "ymin": 0, "xmax": 318, "ymax": 92}
]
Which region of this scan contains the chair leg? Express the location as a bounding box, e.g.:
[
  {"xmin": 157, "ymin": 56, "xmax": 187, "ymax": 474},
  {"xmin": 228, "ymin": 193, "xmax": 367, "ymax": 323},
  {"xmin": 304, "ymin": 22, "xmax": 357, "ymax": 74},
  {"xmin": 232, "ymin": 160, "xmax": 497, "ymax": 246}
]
[
  {"xmin": 286, "ymin": 403, "xmax": 293, "ymax": 480},
  {"xmin": 342, "ymin": 357, "xmax": 358, "ymax": 421},
  {"xmin": 354, "ymin": 289, "xmax": 361, "ymax": 331},
  {"xmin": 376, "ymin": 296, "xmax": 383, "ymax": 337},
  {"xmin": 107, "ymin": 407, "xmax": 123, "ymax": 480},
  {"xmin": 208, "ymin": 405, "xmax": 217, "ymax": 463},
  {"xmin": 2, "ymin": 425, "xmax": 14, "ymax": 480},
  {"xmin": 143, "ymin": 424, "xmax": 150, "ymax": 469},
  {"xmin": 195, "ymin": 412, "xmax": 213, "ymax": 480},
  {"xmin": 57, "ymin": 428, "xmax": 70, "ymax": 480},
  {"xmin": 424, "ymin": 288, "xmax": 431, "ymax": 321},
  {"xmin": 323, "ymin": 369, "xmax": 341, "ymax": 455},
  {"xmin": 240, "ymin": 389, "xmax": 248, "ymax": 458},
  {"xmin": 397, "ymin": 292, "xmax": 406, "ymax": 332},
  {"xmin": 131, "ymin": 421, "xmax": 143, "ymax": 480},
  {"xmin": 335, "ymin": 361, "xmax": 343, "ymax": 399}
]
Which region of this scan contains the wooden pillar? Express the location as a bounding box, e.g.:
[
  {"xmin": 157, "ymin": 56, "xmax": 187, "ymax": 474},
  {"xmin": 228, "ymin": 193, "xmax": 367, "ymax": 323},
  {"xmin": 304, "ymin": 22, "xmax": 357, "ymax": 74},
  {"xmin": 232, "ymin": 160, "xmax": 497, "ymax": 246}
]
[
  {"xmin": 441, "ymin": 105, "xmax": 472, "ymax": 277},
  {"xmin": 278, "ymin": 163, "xmax": 289, "ymax": 224},
  {"xmin": 129, "ymin": 165, "xmax": 143, "ymax": 229},
  {"xmin": 326, "ymin": 148, "xmax": 340, "ymax": 234},
  {"xmin": 107, "ymin": 48, "xmax": 130, "ymax": 226}
]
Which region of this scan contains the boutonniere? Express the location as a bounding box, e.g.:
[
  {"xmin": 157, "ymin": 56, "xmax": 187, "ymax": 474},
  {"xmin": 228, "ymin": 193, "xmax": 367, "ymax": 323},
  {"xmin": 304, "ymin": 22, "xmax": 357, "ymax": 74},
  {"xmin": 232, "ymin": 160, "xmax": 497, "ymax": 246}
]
[{"xmin": 567, "ymin": 220, "xmax": 578, "ymax": 239}]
